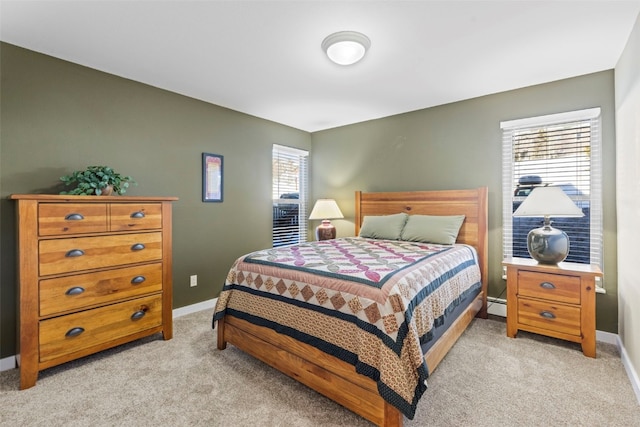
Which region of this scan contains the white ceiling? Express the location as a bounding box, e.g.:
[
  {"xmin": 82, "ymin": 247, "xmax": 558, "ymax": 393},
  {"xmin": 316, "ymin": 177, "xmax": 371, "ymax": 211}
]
[{"xmin": 2, "ymin": 1, "xmax": 639, "ymax": 132}]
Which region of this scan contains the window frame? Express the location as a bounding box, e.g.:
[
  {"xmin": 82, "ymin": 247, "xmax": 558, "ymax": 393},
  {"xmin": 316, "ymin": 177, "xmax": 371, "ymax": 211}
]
[
  {"xmin": 272, "ymin": 144, "xmax": 309, "ymax": 247},
  {"xmin": 501, "ymin": 108, "xmax": 603, "ymax": 271}
]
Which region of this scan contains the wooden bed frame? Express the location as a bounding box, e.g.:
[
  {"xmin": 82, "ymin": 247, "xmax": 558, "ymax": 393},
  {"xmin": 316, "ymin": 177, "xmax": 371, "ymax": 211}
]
[{"xmin": 217, "ymin": 187, "xmax": 488, "ymax": 427}]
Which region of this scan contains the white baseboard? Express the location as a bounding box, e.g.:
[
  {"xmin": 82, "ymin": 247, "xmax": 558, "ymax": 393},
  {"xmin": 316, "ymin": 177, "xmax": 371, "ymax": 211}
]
[
  {"xmin": 0, "ymin": 298, "xmax": 220, "ymax": 372},
  {"xmin": 487, "ymin": 297, "xmax": 507, "ymax": 317},
  {"xmin": 3, "ymin": 296, "xmax": 639, "ymax": 403},
  {"xmin": 619, "ymin": 336, "xmax": 640, "ymax": 404},
  {"xmin": 596, "ymin": 329, "xmax": 619, "ymax": 346},
  {"xmin": 172, "ymin": 298, "xmax": 217, "ymax": 318},
  {"xmin": 0, "ymin": 355, "xmax": 16, "ymax": 372}
]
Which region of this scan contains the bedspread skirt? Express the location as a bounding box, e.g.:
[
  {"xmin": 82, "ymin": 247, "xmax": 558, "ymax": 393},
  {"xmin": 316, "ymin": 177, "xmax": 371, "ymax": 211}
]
[{"xmin": 213, "ymin": 237, "xmax": 481, "ymax": 419}]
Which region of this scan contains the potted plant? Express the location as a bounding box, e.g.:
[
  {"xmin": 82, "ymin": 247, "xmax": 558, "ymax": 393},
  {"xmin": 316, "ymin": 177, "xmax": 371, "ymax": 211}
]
[{"xmin": 60, "ymin": 166, "xmax": 136, "ymax": 195}]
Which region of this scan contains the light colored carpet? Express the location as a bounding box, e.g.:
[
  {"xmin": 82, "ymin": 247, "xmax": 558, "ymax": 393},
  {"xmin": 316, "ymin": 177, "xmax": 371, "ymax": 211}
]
[{"xmin": 1, "ymin": 310, "xmax": 638, "ymax": 426}]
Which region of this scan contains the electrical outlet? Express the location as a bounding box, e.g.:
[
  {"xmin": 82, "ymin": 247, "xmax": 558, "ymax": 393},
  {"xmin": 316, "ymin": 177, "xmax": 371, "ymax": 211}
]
[
  {"xmin": 502, "ymin": 266, "xmax": 507, "ymax": 280},
  {"xmin": 190, "ymin": 275, "xmax": 197, "ymax": 287}
]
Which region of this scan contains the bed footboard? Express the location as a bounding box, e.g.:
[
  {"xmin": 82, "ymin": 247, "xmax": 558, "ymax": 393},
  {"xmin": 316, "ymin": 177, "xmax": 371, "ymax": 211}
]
[
  {"xmin": 216, "ymin": 291, "xmax": 484, "ymax": 427},
  {"xmin": 216, "ymin": 314, "xmax": 403, "ymax": 426}
]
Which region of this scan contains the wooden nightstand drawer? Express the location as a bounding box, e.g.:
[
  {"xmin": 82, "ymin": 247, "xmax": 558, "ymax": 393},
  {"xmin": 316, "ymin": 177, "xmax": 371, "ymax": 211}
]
[
  {"xmin": 38, "ymin": 232, "xmax": 163, "ymax": 276},
  {"xmin": 504, "ymin": 257, "xmax": 601, "ymax": 358},
  {"xmin": 38, "ymin": 203, "xmax": 108, "ymax": 236},
  {"xmin": 39, "ymin": 294, "xmax": 162, "ymax": 363},
  {"xmin": 518, "ymin": 270, "xmax": 580, "ymax": 304},
  {"xmin": 39, "ymin": 263, "xmax": 164, "ymax": 316},
  {"xmin": 517, "ymin": 298, "xmax": 581, "ymax": 336},
  {"xmin": 110, "ymin": 203, "xmax": 162, "ymax": 231}
]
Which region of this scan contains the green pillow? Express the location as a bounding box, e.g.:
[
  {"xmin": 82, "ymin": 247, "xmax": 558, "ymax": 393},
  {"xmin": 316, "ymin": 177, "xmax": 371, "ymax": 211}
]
[
  {"xmin": 358, "ymin": 213, "xmax": 409, "ymax": 240},
  {"xmin": 400, "ymin": 214, "xmax": 465, "ymax": 245}
]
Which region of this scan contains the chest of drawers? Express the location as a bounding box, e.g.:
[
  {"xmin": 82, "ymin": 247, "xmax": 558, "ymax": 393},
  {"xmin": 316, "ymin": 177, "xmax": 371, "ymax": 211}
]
[
  {"xmin": 503, "ymin": 257, "xmax": 602, "ymax": 357},
  {"xmin": 10, "ymin": 194, "xmax": 177, "ymax": 389}
]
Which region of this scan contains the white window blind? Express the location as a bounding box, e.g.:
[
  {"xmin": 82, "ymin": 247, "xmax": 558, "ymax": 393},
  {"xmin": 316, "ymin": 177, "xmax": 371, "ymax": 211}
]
[
  {"xmin": 272, "ymin": 144, "xmax": 309, "ymax": 247},
  {"xmin": 501, "ymin": 108, "xmax": 602, "ymax": 269}
]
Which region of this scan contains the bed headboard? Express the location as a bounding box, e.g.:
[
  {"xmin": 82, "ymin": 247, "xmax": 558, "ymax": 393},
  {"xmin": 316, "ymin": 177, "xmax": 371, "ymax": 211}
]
[{"xmin": 355, "ymin": 187, "xmax": 489, "ymax": 316}]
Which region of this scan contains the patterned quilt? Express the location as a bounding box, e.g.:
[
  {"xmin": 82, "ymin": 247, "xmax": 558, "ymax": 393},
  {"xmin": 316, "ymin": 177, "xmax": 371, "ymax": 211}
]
[{"xmin": 213, "ymin": 237, "xmax": 481, "ymax": 419}]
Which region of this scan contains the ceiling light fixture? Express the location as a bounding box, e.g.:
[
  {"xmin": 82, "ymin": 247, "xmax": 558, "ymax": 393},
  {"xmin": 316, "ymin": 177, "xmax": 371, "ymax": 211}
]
[{"xmin": 321, "ymin": 31, "xmax": 371, "ymax": 66}]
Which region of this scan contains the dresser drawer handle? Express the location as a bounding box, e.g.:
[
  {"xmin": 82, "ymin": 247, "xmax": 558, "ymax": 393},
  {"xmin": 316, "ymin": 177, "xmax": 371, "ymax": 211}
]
[
  {"xmin": 131, "ymin": 275, "xmax": 146, "ymax": 284},
  {"xmin": 131, "ymin": 310, "xmax": 146, "ymax": 321},
  {"xmin": 131, "ymin": 243, "xmax": 145, "ymax": 251},
  {"xmin": 65, "ymin": 249, "xmax": 85, "ymax": 258},
  {"xmin": 539, "ymin": 311, "xmax": 556, "ymax": 320},
  {"xmin": 130, "ymin": 211, "xmax": 145, "ymax": 219},
  {"xmin": 539, "ymin": 281, "xmax": 556, "ymax": 290},
  {"xmin": 64, "ymin": 213, "xmax": 85, "ymax": 221},
  {"xmin": 65, "ymin": 286, "xmax": 85, "ymax": 296},
  {"xmin": 65, "ymin": 327, "xmax": 85, "ymax": 338}
]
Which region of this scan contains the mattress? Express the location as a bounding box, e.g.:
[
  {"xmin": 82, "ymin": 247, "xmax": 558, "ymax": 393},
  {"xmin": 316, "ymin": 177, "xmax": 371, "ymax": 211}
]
[{"xmin": 213, "ymin": 237, "xmax": 481, "ymax": 418}]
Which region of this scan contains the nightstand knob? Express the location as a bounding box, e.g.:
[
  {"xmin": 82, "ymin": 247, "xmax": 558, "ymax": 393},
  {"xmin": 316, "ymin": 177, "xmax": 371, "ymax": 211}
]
[
  {"xmin": 131, "ymin": 275, "xmax": 146, "ymax": 284},
  {"xmin": 65, "ymin": 286, "xmax": 85, "ymax": 296},
  {"xmin": 65, "ymin": 249, "xmax": 85, "ymax": 258},
  {"xmin": 64, "ymin": 213, "xmax": 85, "ymax": 221},
  {"xmin": 539, "ymin": 281, "xmax": 556, "ymax": 290},
  {"xmin": 131, "ymin": 308, "xmax": 148, "ymax": 321},
  {"xmin": 65, "ymin": 327, "xmax": 85, "ymax": 338},
  {"xmin": 540, "ymin": 311, "xmax": 556, "ymax": 319}
]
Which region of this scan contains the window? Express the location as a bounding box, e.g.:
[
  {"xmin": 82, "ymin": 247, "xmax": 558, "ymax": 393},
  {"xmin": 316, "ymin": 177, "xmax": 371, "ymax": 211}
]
[
  {"xmin": 272, "ymin": 144, "xmax": 309, "ymax": 247},
  {"xmin": 501, "ymin": 108, "xmax": 602, "ymax": 268}
]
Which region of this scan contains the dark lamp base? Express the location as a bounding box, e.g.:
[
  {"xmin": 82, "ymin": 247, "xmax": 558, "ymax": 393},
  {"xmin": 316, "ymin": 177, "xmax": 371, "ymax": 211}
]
[
  {"xmin": 315, "ymin": 220, "xmax": 336, "ymax": 241},
  {"xmin": 527, "ymin": 225, "xmax": 570, "ymax": 264}
]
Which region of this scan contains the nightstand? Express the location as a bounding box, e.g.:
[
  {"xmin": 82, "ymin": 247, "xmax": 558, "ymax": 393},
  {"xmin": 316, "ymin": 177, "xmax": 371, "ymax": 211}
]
[{"xmin": 503, "ymin": 257, "xmax": 602, "ymax": 357}]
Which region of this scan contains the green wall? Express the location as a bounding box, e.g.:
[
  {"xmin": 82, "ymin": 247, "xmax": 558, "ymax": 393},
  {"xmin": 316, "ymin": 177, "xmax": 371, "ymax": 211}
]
[
  {"xmin": 0, "ymin": 42, "xmax": 619, "ymax": 360},
  {"xmin": 0, "ymin": 43, "xmax": 311, "ymax": 358},
  {"xmin": 310, "ymin": 70, "xmax": 618, "ymax": 333}
]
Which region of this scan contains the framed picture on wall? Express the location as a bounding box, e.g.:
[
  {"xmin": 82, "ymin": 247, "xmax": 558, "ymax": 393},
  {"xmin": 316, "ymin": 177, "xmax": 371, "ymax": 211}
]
[{"xmin": 202, "ymin": 153, "xmax": 223, "ymax": 202}]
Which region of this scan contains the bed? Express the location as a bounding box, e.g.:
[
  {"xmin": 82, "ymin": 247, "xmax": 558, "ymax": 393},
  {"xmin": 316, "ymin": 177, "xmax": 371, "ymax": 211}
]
[{"xmin": 213, "ymin": 188, "xmax": 488, "ymax": 426}]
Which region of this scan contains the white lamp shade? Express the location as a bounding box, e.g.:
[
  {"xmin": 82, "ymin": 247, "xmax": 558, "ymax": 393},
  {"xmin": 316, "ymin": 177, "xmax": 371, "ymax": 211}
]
[
  {"xmin": 513, "ymin": 186, "xmax": 584, "ymax": 217},
  {"xmin": 309, "ymin": 199, "xmax": 344, "ymax": 220}
]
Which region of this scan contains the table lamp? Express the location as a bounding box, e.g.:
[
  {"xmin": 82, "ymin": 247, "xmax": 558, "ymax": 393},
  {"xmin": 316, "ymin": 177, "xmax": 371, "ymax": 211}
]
[
  {"xmin": 512, "ymin": 186, "xmax": 584, "ymax": 264},
  {"xmin": 309, "ymin": 199, "xmax": 344, "ymax": 241}
]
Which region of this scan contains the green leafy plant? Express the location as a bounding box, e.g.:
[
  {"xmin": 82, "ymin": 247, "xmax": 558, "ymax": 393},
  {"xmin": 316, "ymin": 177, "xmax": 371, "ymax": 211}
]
[{"xmin": 60, "ymin": 166, "xmax": 136, "ymax": 195}]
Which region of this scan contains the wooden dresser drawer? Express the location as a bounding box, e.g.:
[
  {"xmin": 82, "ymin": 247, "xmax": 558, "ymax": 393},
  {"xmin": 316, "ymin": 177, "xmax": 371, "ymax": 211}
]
[
  {"xmin": 39, "ymin": 294, "xmax": 162, "ymax": 363},
  {"xmin": 39, "ymin": 263, "xmax": 164, "ymax": 316},
  {"xmin": 518, "ymin": 270, "xmax": 580, "ymax": 304},
  {"xmin": 39, "ymin": 232, "xmax": 162, "ymax": 276},
  {"xmin": 11, "ymin": 194, "xmax": 176, "ymax": 389},
  {"xmin": 39, "ymin": 203, "xmax": 108, "ymax": 236},
  {"xmin": 517, "ymin": 298, "xmax": 581, "ymax": 336},
  {"xmin": 110, "ymin": 203, "xmax": 162, "ymax": 231}
]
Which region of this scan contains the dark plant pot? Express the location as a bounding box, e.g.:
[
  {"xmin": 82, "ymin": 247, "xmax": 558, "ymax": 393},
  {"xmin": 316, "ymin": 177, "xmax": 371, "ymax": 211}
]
[{"xmin": 99, "ymin": 185, "xmax": 114, "ymax": 196}]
